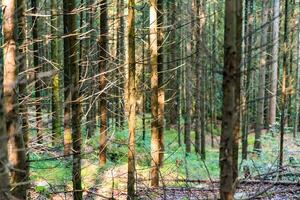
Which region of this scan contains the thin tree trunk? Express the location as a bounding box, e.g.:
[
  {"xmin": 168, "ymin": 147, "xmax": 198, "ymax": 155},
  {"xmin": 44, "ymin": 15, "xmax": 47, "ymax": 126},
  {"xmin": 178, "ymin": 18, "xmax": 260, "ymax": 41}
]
[
  {"xmin": 3, "ymin": 0, "xmax": 27, "ymax": 198},
  {"xmin": 184, "ymin": 0, "xmax": 192, "ymax": 154},
  {"xmin": 294, "ymin": 10, "xmax": 300, "ymax": 138},
  {"xmin": 254, "ymin": 0, "xmax": 269, "ymax": 153},
  {"xmin": 157, "ymin": 0, "xmax": 164, "ymax": 167},
  {"xmin": 51, "ymin": 0, "xmax": 62, "ymax": 144},
  {"xmin": 279, "ymin": 0, "xmax": 289, "ymax": 172},
  {"xmin": 269, "ymin": 0, "xmax": 280, "ymax": 131},
  {"xmin": 150, "ymin": 0, "xmax": 160, "ymax": 187},
  {"xmin": 99, "ymin": 0, "xmax": 108, "ymax": 167},
  {"xmin": 219, "ymin": 0, "xmax": 242, "ymax": 199},
  {"xmin": 127, "ymin": 0, "xmax": 136, "ymax": 198},
  {"xmin": 32, "ymin": 0, "xmax": 43, "ymax": 144}
]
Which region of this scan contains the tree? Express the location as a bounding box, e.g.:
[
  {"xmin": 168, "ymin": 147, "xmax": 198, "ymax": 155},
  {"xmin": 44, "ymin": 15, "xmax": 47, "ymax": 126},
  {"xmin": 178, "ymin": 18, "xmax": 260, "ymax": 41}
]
[
  {"xmin": 51, "ymin": 0, "xmax": 62, "ymax": 144},
  {"xmin": 99, "ymin": 0, "xmax": 108, "ymax": 166},
  {"xmin": 0, "ymin": 6, "xmax": 10, "ymax": 197},
  {"xmin": 294, "ymin": 7, "xmax": 300, "ymax": 137},
  {"xmin": 150, "ymin": 0, "xmax": 160, "ymax": 187},
  {"xmin": 219, "ymin": 0, "xmax": 242, "ymax": 199},
  {"xmin": 279, "ymin": 0, "xmax": 289, "ymax": 171},
  {"xmin": 3, "ymin": 0, "xmax": 27, "ymax": 198},
  {"xmin": 127, "ymin": 0, "xmax": 136, "ymax": 198},
  {"xmin": 269, "ymin": 0, "xmax": 280, "ymax": 131},
  {"xmin": 254, "ymin": 0, "xmax": 269, "ymax": 152},
  {"xmin": 63, "ymin": 0, "xmax": 82, "ymax": 198}
]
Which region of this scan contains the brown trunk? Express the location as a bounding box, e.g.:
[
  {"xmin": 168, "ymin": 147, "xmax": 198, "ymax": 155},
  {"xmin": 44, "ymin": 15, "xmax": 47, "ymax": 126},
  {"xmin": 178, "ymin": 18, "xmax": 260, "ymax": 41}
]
[
  {"xmin": 3, "ymin": 0, "xmax": 27, "ymax": 198},
  {"xmin": 0, "ymin": 5, "xmax": 10, "ymax": 197},
  {"xmin": 127, "ymin": 0, "xmax": 136, "ymax": 198},
  {"xmin": 150, "ymin": 0, "xmax": 160, "ymax": 187},
  {"xmin": 63, "ymin": 1, "xmax": 83, "ymax": 199},
  {"xmin": 157, "ymin": 0, "xmax": 164, "ymax": 167},
  {"xmin": 219, "ymin": 0, "xmax": 242, "ymax": 198},
  {"xmin": 99, "ymin": 0, "xmax": 108, "ymax": 167}
]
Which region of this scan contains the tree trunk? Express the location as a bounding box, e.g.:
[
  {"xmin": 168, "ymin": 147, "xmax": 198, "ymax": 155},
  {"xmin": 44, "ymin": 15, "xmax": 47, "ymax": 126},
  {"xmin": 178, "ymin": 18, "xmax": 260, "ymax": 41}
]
[
  {"xmin": 32, "ymin": 0, "xmax": 43, "ymax": 144},
  {"xmin": 0, "ymin": 3, "xmax": 10, "ymax": 197},
  {"xmin": 294, "ymin": 9, "xmax": 300, "ymax": 138},
  {"xmin": 254, "ymin": 0, "xmax": 269, "ymax": 153},
  {"xmin": 219, "ymin": 0, "xmax": 242, "ymax": 199},
  {"xmin": 279, "ymin": 0, "xmax": 289, "ymax": 172},
  {"xmin": 127, "ymin": 0, "xmax": 136, "ymax": 198},
  {"xmin": 269, "ymin": 0, "xmax": 280, "ymax": 131},
  {"xmin": 116, "ymin": 0, "xmax": 125, "ymax": 129},
  {"xmin": 51, "ymin": 0, "xmax": 62, "ymax": 144},
  {"xmin": 184, "ymin": 0, "xmax": 192, "ymax": 154},
  {"xmin": 63, "ymin": 1, "xmax": 83, "ymax": 199},
  {"xmin": 3, "ymin": 0, "xmax": 27, "ymax": 198},
  {"xmin": 150, "ymin": 0, "xmax": 160, "ymax": 187},
  {"xmin": 99, "ymin": 0, "xmax": 108, "ymax": 167},
  {"xmin": 63, "ymin": 0, "xmax": 72, "ymax": 156},
  {"xmin": 157, "ymin": 0, "xmax": 164, "ymax": 167}
]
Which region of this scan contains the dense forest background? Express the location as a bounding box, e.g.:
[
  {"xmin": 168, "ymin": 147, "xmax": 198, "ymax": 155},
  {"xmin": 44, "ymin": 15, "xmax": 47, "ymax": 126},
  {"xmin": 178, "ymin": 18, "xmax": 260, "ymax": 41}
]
[{"xmin": 1, "ymin": 0, "xmax": 300, "ymax": 199}]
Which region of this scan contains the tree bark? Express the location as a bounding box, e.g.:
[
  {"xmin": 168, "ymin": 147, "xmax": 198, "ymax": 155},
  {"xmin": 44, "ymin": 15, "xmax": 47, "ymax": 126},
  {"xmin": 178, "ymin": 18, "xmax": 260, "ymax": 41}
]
[
  {"xmin": 127, "ymin": 0, "xmax": 136, "ymax": 198},
  {"xmin": 219, "ymin": 0, "xmax": 242, "ymax": 199},
  {"xmin": 0, "ymin": 4, "xmax": 10, "ymax": 197},
  {"xmin": 150, "ymin": 0, "xmax": 160, "ymax": 187},
  {"xmin": 99, "ymin": 0, "xmax": 108, "ymax": 167},
  {"xmin": 269, "ymin": 0, "xmax": 280, "ymax": 131},
  {"xmin": 3, "ymin": 0, "xmax": 27, "ymax": 198},
  {"xmin": 63, "ymin": 1, "xmax": 82, "ymax": 199},
  {"xmin": 254, "ymin": 0, "xmax": 269, "ymax": 153},
  {"xmin": 51, "ymin": 0, "xmax": 62, "ymax": 144},
  {"xmin": 294, "ymin": 7, "xmax": 300, "ymax": 138},
  {"xmin": 32, "ymin": 0, "xmax": 43, "ymax": 144}
]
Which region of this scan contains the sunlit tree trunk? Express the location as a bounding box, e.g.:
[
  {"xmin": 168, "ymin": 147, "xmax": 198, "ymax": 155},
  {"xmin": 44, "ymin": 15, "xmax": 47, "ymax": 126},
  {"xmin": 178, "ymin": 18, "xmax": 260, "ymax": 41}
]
[
  {"xmin": 269, "ymin": 0, "xmax": 280, "ymax": 131},
  {"xmin": 219, "ymin": 0, "xmax": 242, "ymax": 199},
  {"xmin": 127, "ymin": 0, "xmax": 136, "ymax": 198},
  {"xmin": 254, "ymin": 0, "xmax": 269, "ymax": 153},
  {"xmin": 99, "ymin": 0, "xmax": 108, "ymax": 166},
  {"xmin": 150, "ymin": 0, "xmax": 160, "ymax": 187},
  {"xmin": 157, "ymin": 0, "xmax": 164, "ymax": 167},
  {"xmin": 0, "ymin": 4, "xmax": 10, "ymax": 197},
  {"xmin": 3, "ymin": 0, "xmax": 27, "ymax": 198}
]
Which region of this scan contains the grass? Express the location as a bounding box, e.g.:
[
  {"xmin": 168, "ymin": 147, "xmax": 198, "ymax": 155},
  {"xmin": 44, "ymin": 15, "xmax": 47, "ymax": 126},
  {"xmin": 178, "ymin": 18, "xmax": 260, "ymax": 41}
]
[{"xmin": 29, "ymin": 115, "xmax": 300, "ymax": 197}]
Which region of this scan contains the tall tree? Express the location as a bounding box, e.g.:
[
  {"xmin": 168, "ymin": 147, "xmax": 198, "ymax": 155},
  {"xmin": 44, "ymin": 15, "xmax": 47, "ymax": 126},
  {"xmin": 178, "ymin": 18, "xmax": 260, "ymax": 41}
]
[
  {"xmin": 184, "ymin": 0, "xmax": 192, "ymax": 154},
  {"xmin": 279, "ymin": 0, "xmax": 289, "ymax": 171},
  {"xmin": 294, "ymin": 8, "xmax": 300, "ymax": 137},
  {"xmin": 51, "ymin": 0, "xmax": 62, "ymax": 144},
  {"xmin": 99, "ymin": 0, "xmax": 108, "ymax": 166},
  {"xmin": 157, "ymin": 0, "xmax": 164, "ymax": 167},
  {"xmin": 32, "ymin": 0, "xmax": 43, "ymax": 144},
  {"xmin": 219, "ymin": 0, "xmax": 242, "ymax": 199},
  {"xmin": 127, "ymin": 0, "xmax": 136, "ymax": 198},
  {"xmin": 63, "ymin": 0, "xmax": 83, "ymax": 199},
  {"xmin": 3, "ymin": 0, "xmax": 27, "ymax": 198},
  {"xmin": 150, "ymin": 0, "xmax": 164, "ymax": 187},
  {"xmin": 254, "ymin": 0, "xmax": 269, "ymax": 152},
  {"xmin": 0, "ymin": 4, "xmax": 10, "ymax": 197},
  {"xmin": 269, "ymin": 0, "xmax": 280, "ymax": 131}
]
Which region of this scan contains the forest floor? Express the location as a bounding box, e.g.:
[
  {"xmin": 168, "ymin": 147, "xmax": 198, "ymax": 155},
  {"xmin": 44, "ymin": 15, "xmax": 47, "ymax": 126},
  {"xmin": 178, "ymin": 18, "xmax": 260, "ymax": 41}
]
[{"xmin": 29, "ymin": 117, "xmax": 300, "ymax": 199}]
